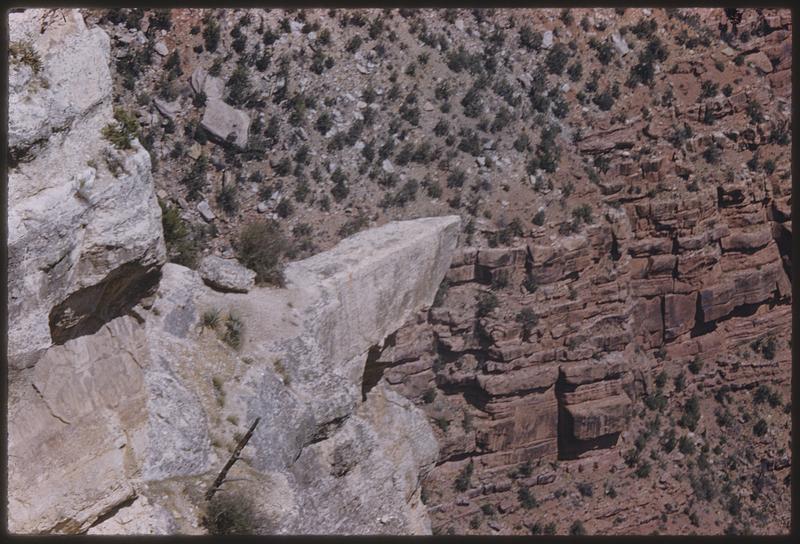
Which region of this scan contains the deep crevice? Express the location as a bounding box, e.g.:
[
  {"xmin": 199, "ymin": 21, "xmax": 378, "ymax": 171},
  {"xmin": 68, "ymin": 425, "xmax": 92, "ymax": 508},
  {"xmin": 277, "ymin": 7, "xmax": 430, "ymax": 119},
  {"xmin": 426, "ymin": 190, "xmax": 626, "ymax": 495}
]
[{"xmin": 360, "ymin": 331, "xmax": 398, "ymax": 401}]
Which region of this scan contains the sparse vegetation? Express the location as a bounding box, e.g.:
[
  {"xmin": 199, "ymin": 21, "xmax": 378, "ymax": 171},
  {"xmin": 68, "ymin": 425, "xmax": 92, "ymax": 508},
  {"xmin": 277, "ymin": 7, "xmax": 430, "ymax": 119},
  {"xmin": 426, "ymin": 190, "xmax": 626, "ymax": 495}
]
[
  {"xmin": 101, "ymin": 108, "xmax": 139, "ymax": 150},
  {"xmin": 222, "ymin": 313, "xmax": 243, "ymax": 350},
  {"xmin": 236, "ymin": 220, "xmax": 288, "ymax": 286},
  {"xmin": 454, "ymin": 459, "xmax": 474, "ymax": 492}
]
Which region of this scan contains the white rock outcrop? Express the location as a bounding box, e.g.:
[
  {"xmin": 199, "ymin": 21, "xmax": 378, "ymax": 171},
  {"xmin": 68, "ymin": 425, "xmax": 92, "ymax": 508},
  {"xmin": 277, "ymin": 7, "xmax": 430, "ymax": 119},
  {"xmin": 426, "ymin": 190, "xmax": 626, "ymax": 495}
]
[
  {"xmin": 7, "ymin": 9, "xmax": 165, "ymax": 373},
  {"xmin": 8, "ymin": 8, "xmax": 462, "ymax": 536},
  {"xmin": 9, "ymin": 216, "xmax": 460, "ymax": 534}
]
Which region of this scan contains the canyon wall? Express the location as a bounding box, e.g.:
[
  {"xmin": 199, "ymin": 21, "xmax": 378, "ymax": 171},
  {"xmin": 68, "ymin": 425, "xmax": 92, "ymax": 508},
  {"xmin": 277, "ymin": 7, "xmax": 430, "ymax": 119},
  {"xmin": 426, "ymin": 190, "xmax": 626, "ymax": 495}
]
[{"xmin": 7, "ymin": 9, "xmax": 461, "ymax": 535}]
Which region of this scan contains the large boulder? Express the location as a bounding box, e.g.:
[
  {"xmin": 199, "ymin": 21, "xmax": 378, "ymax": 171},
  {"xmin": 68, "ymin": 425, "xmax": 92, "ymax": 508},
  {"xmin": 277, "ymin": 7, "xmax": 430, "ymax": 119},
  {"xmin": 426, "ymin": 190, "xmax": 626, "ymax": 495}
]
[
  {"xmin": 200, "ymin": 98, "xmax": 250, "ymax": 149},
  {"xmin": 198, "ymin": 255, "xmax": 256, "ymax": 293}
]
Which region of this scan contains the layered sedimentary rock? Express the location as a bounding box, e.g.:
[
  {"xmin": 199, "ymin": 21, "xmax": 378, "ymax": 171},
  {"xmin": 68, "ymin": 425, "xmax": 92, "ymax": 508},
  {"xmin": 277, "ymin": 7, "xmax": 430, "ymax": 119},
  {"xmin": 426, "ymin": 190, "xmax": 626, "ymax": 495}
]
[{"xmin": 380, "ymin": 149, "xmax": 791, "ymax": 513}]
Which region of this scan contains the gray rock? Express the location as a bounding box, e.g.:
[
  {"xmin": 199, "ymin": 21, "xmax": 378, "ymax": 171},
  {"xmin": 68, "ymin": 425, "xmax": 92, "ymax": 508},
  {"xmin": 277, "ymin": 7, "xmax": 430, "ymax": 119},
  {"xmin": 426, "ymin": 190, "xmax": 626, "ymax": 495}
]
[
  {"xmin": 153, "ymin": 98, "xmax": 180, "ymax": 120},
  {"xmin": 197, "ymin": 200, "xmax": 216, "ymax": 222},
  {"xmin": 198, "ymin": 255, "xmax": 256, "ymax": 293},
  {"xmin": 611, "ymin": 32, "xmax": 630, "ymax": 56},
  {"xmin": 189, "ymin": 67, "xmax": 207, "ymax": 95},
  {"xmin": 8, "ymin": 11, "xmax": 110, "ymax": 153},
  {"xmin": 203, "ymin": 75, "xmax": 224, "ymax": 99},
  {"xmin": 542, "ymin": 30, "xmax": 554, "ymax": 49},
  {"xmin": 154, "ymin": 41, "xmax": 168, "ymax": 56},
  {"xmin": 382, "ymin": 159, "xmax": 395, "ymax": 174},
  {"xmin": 9, "ymin": 316, "xmax": 147, "ymax": 533},
  {"xmin": 142, "ymin": 361, "xmax": 213, "ymax": 481},
  {"xmin": 200, "ymin": 99, "xmax": 250, "ymax": 149},
  {"xmin": 8, "ymin": 28, "xmax": 463, "ymax": 532}
]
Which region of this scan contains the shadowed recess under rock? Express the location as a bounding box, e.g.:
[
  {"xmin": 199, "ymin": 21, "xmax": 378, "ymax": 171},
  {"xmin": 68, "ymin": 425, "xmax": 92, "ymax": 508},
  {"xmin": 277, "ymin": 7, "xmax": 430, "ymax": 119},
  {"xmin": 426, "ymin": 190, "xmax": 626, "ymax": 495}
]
[{"xmin": 49, "ymin": 262, "xmax": 161, "ymax": 344}]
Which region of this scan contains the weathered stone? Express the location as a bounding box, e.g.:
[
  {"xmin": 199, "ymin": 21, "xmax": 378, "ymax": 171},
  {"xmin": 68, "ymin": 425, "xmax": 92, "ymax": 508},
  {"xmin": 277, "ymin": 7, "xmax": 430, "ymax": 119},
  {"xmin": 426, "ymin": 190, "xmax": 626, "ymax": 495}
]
[
  {"xmin": 720, "ymin": 229, "xmax": 772, "ymax": 252},
  {"xmin": 611, "ymin": 31, "xmax": 630, "ymax": 55},
  {"xmin": 7, "ymin": 9, "xmax": 165, "ymax": 372},
  {"xmin": 87, "ymin": 496, "xmax": 178, "ymax": 535},
  {"xmin": 477, "ymin": 363, "xmax": 559, "ymax": 396},
  {"xmin": 153, "ymin": 97, "xmax": 180, "ymax": 120},
  {"xmin": 745, "ymin": 51, "xmax": 773, "ymax": 74},
  {"xmin": 200, "ymin": 99, "xmax": 250, "ymax": 149},
  {"xmin": 664, "ymin": 292, "xmax": 696, "ymax": 340},
  {"xmin": 198, "ymin": 255, "xmax": 256, "ymax": 293},
  {"xmin": 197, "ymin": 200, "xmax": 215, "ymax": 221},
  {"xmin": 564, "ymin": 393, "xmax": 632, "ymax": 441}
]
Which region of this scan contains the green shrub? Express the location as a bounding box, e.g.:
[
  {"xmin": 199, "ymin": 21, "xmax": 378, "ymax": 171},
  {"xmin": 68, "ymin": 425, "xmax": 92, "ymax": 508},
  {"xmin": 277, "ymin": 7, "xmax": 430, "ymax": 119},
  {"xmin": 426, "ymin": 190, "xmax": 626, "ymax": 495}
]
[
  {"xmin": 422, "ymin": 388, "xmax": 437, "ymax": 404},
  {"xmin": 101, "ymin": 108, "xmax": 140, "ymax": 150},
  {"xmin": 679, "ymin": 395, "xmax": 701, "ymax": 430},
  {"xmin": 216, "ymin": 182, "xmax": 238, "ymax": 215},
  {"xmin": 181, "ymin": 154, "xmax": 209, "ymax": 201},
  {"xmin": 223, "ymin": 313, "xmax": 243, "ymax": 350},
  {"xmin": 516, "ymin": 307, "xmax": 538, "ymax": 341},
  {"xmin": 678, "ymin": 435, "xmax": 695, "ymax": 455},
  {"xmin": 9, "ymin": 40, "xmax": 42, "ymax": 73},
  {"xmin": 576, "ymin": 482, "xmax": 593, "ymax": 497},
  {"xmin": 226, "ymin": 64, "xmax": 252, "ymax": 106},
  {"xmin": 519, "ymin": 26, "xmax": 542, "ymax": 50},
  {"xmin": 202, "ymin": 308, "xmax": 221, "ymax": 330},
  {"xmin": 702, "ymin": 142, "xmax": 721, "ymax": 164},
  {"xmin": 476, "ymin": 291, "xmax": 499, "ymax": 317},
  {"xmin": 337, "ymin": 211, "xmax": 369, "ymax": 238},
  {"xmin": 454, "ymin": 459, "xmax": 474, "ymax": 492},
  {"xmin": 673, "ymin": 372, "xmax": 686, "ymax": 392},
  {"xmin": 572, "ymin": 204, "xmax": 594, "ymax": 225},
  {"xmin": 159, "ymin": 199, "xmax": 200, "ymax": 268},
  {"xmin": 746, "ymin": 99, "xmax": 764, "ymax": 124},
  {"xmin": 236, "ymin": 220, "xmax": 288, "ymax": 286},
  {"xmin": 345, "ymin": 35, "xmax": 363, "ymax": 53},
  {"xmin": 753, "ymin": 419, "xmax": 768, "ymax": 437},
  {"xmin": 518, "ymin": 486, "xmax": 538, "ymax": 509},
  {"xmin": 570, "ymin": 520, "xmax": 586, "ymax": 535},
  {"xmin": 635, "ymin": 460, "xmax": 652, "ymax": 478},
  {"xmin": 203, "ymin": 18, "xmax": 221, "ymax": 52},
  {"xmin": 545, "ymin": 43, "xmax": 570, "ymax": 75}
]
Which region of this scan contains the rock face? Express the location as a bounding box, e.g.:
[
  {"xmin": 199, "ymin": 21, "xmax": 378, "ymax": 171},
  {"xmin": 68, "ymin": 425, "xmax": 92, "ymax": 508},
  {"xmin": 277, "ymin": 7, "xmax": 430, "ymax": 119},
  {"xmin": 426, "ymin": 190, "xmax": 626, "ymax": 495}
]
[
  {"xmin": 9, "ymin": 196, "xmax": 460, "ymax": 536},
  {"xmin": 198, "ymin": 255, "xmax": 256, "ymax": 293},
  {"xmin": 9, "ymin": 214, "xmax": 461, "ymax": 534},
  {"xmin": 377, "ymin": 162, "xmax": 791, "ymax": 525},
  {"xmin": 7, "ymin": 9, "xmax": 165, "ymax": 374},
  {"xmin": 7, "ymin": 9, "xmax": 462, "ymax": 535}
]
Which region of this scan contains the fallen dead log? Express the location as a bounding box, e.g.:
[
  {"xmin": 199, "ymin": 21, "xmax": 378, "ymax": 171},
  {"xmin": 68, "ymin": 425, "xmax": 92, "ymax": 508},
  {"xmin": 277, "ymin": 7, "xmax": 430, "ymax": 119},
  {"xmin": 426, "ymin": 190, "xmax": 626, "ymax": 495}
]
[{"xmin": 205, "ymin": 417, "xmax": 261, "ymax": 501}]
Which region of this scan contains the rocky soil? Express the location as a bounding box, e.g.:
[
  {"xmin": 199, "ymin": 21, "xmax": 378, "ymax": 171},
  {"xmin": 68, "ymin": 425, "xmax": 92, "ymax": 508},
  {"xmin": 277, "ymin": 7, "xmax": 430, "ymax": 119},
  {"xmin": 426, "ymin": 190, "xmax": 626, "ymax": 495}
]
[{"xmin": 7, "ymin": 6, "xmax": 792, "ymax": 536}]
